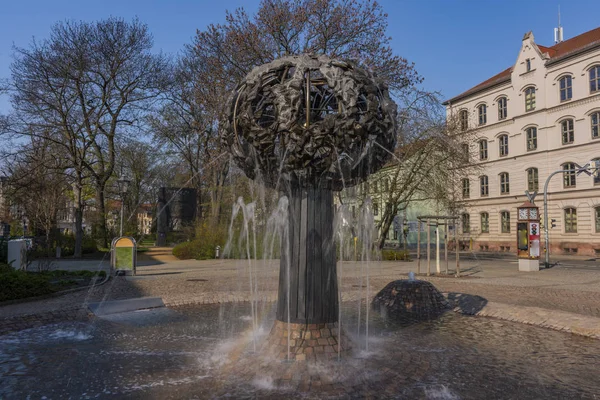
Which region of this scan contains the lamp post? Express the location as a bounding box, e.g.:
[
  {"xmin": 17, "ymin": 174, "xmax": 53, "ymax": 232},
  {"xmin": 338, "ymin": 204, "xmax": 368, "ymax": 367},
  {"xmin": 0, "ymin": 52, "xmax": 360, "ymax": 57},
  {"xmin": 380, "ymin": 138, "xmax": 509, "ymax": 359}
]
[{"xmin": 117, "ymin": 177, "xmax": 130, "ymax": 237}]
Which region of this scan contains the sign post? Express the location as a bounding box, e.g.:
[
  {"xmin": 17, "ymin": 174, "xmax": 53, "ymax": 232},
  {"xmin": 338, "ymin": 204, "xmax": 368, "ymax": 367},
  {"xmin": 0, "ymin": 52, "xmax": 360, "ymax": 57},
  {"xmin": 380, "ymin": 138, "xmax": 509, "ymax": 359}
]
[{"xmin": 517, "ymin": 201, "xmax": 540, "ymax": 272}]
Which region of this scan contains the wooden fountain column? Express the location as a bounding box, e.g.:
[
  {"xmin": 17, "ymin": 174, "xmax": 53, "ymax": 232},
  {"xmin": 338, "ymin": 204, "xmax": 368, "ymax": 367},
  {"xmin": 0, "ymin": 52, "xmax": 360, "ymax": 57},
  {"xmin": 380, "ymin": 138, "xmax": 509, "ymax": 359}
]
[{"xmin": 276, "ymin": 184, "xmax": 338, "ymax": 324}]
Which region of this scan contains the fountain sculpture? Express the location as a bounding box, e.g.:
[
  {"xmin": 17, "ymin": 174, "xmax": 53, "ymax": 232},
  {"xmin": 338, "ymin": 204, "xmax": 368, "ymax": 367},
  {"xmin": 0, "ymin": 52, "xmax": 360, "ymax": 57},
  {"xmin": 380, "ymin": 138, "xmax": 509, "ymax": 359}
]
[{"xmin": 222, "ymin": 54, "xmax": 397, "ymax": 360}]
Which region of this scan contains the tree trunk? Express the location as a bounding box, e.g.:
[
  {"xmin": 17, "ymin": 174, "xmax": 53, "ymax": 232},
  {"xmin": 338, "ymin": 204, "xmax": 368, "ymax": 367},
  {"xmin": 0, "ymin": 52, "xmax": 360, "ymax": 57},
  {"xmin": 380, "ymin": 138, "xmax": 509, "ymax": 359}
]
[
  {"xmin": 73, "ymin": 183, "xmax": 84, "ymax": 258},
  {"xmin": 95, "ymin": 187, "xmax": 109, "ymax": 249},
  {"xmin": 377, "ymin": 213, "xmax": 395, "ymax": 249}
]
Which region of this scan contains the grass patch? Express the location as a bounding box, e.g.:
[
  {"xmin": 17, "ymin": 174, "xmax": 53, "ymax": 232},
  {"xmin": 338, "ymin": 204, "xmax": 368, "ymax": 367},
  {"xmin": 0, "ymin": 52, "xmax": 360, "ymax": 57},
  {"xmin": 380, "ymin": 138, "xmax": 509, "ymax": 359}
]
[{"xmin": 381, "ymin": 249, "xmax": 412, "ymax": 261}]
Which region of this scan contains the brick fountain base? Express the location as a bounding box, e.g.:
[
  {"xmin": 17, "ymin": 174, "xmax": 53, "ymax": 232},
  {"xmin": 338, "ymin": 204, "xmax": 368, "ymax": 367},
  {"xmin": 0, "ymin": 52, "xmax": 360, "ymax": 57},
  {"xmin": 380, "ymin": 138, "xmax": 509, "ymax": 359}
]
[{"xmin": 263, "ymin": 320, "xmax": 353, "ymax": 361}]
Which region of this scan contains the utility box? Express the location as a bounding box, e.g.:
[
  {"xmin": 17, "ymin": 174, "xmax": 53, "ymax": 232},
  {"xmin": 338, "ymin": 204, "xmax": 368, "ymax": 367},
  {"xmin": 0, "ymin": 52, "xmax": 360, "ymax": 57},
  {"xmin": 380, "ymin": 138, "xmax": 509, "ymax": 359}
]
[
  {"xmin": 517, "ymin": 201, "xmax": 540, "ymax": 272},
  {"xmin": 7, "ymin": 239, "xmax": 28, "ymax": 270},
  {"xmin": 111, "ymin": 236, "xmax": 137, "ymax": 275}
]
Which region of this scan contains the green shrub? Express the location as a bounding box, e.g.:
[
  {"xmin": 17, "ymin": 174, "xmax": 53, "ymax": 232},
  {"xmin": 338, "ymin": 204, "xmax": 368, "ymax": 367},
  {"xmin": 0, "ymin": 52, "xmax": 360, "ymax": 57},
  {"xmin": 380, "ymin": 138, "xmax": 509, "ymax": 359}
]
[
  {"xmin": 382, "ymin": 249, "xmax": 412, "ymax": 261},
  {"xmin": 0, "ymin": 269, "xmax": 54, "ymax": 302},
  {"xmin": 172, "ymin": 223, "xmax": 227, "ymax": 260}
]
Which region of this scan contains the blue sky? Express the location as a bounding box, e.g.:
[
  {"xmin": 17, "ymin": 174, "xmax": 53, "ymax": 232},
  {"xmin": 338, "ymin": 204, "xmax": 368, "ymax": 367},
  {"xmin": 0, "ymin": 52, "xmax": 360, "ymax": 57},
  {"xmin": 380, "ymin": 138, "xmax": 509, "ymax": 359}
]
[{"xmin": 1, "ymin": 0, "xmax": 598, "ymax": 113}]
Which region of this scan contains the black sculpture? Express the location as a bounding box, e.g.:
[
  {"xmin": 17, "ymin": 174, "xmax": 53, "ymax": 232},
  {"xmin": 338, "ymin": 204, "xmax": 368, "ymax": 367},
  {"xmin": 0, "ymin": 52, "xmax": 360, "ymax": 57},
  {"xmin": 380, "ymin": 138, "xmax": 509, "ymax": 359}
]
[{"xmin": 222, "ymin": 54, "xmax": 397, "ymax": 357}]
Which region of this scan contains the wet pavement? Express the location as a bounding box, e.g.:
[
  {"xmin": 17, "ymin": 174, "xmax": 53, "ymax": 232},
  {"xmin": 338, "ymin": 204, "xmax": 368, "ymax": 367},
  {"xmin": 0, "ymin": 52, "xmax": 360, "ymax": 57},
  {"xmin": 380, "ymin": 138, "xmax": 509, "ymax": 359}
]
[{"xmin": 2, "ymin": 302, "xmax": 599, "ymax": 399}]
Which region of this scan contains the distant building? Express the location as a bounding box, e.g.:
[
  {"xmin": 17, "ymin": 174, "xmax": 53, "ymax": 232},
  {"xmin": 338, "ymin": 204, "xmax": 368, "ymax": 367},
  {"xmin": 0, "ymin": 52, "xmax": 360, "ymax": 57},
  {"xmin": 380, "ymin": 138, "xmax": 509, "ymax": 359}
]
[{"xmin": 443, "ymin": 27, "xmax": 600, "ymax": 256}]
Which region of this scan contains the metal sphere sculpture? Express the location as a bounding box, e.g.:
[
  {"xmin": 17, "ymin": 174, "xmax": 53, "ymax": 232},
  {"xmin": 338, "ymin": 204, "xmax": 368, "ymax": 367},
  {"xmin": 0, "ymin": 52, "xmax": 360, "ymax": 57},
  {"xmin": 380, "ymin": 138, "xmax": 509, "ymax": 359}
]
[{"xmin": 222, "ymin": 54, "xmax": 397, "ymax": 190}]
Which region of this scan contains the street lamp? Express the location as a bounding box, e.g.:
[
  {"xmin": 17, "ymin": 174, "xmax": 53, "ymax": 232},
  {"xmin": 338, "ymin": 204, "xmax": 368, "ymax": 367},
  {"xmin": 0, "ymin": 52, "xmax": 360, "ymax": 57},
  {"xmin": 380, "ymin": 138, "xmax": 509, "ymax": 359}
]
[{"xmin": 116, "ymin": 177, "xmax": 130, "ymax": 237}]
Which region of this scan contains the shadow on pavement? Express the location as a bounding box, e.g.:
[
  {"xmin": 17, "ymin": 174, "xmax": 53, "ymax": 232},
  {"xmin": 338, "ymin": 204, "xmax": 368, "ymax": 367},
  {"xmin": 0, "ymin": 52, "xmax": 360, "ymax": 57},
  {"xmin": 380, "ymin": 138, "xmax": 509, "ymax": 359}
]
[{"xmin": 446, "ymin": 292, "xmax": 488, "ymax": 315}]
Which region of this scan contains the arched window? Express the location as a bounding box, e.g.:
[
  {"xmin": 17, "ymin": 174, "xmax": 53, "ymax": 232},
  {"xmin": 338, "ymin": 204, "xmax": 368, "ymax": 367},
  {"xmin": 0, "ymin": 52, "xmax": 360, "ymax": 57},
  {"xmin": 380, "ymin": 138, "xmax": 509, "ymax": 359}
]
[
  {"xmin": 564, "ymin": 207, "xmax": 577, "ymax": 233},
  {"xmin": 526, "ymin": 127, "xmax": 537, "ymax": 151},
  {"xmin": 499, "ymin": 134, "xmax": 509, "ymax": 156},
  {"xmin": 481, "ymin": 212, "xmax": 489, "ymax": 233},
  {"xmin": 561, "ymin": 119, "xmax": 575, "ymax": 144},
  {"xmin": 525, "ymin": 87, "xmax": 536, "ymax": 111},
  {"xmin": 595, "ymin": 206, "xmax": 600, "ymax": 233},
  {"xmin": 590, "ymin": 65, "xmax": 600, "ymax": 93},
  {"xmin": 480, "ymin": 175, "xmax": 489, "ymax": 196},
  {"xmin": 478, "ymin": 104, "xmax": 487, "ymax": 125},
  {"xmin": 591, "ymin": 111, "xmax": 599, "ymax": 138},
  {"xmin": 527, "ymin": 168, "xmax": 539, "ymax": 192},
  {"xmin": 460, "ymin": 109, "xmax": 469, "ymax": 131},
  {"xmin": 501, "ymin": 211, "xmax": 510, "ymax": 233},
  {"xmin": 562, "ymin": 162, "xmax": 576, "ymax": 188},
  {"xmin": 479, "ymin": 139, "xmax": 488, "ymax": 160},
  {"xmin": 499, "ymin": 172, "xmax": 510, "ymax": 194},
  {"xmin": 373, "ymin": 202, "xmax": 379, "ymax": 216},
  {"xmin": 592, "ymin": 158, "xmax": 600, "ymax": 185},
  {"xmin": 498, "ymin": 97, "xmax": 507, "ymax": 120},
  {"xmin": 462, "ymin": 178, "xmax": 470, "ymax": 198},
  {"xmin": 462, "ymin": 213, "xmax": 470, "ymax": 234},
  {"xmin": 559, "ymin": 75, "xmax": 573, "ymax": 101}
]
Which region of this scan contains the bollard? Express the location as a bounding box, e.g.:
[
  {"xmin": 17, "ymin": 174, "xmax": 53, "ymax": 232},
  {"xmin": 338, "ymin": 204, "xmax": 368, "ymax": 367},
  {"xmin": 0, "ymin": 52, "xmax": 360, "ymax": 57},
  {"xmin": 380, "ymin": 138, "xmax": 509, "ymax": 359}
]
[{"xmin": 215, "ymin": 245, "xmax": 221, "ymax": 259}]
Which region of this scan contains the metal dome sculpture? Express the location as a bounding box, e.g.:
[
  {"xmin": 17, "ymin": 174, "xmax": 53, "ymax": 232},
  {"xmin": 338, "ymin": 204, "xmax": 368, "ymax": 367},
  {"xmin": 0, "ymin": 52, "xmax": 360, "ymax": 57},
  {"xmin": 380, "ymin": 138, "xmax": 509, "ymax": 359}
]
[
  {"xmin": 222, "ymin": 54, "xmax": 397, "ymax": 190},
  {"xmin": 222, "ymin": 54, "xmax": 399, "ymax": 361}
]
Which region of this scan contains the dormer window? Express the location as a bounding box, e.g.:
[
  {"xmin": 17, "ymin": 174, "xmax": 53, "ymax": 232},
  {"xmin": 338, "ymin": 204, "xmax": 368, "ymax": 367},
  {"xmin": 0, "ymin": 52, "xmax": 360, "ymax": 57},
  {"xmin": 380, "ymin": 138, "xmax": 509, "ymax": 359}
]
[
  {"xmin": 526, "ymin": 59, "xmax": 531, "ymax": 72},
  {"xmin": 559, "ymin": 76, "xmax": 572, "ymax": 101},
  {"xmin": 478, "ymin": 104, "xmax": 487, "ymax": 125}
]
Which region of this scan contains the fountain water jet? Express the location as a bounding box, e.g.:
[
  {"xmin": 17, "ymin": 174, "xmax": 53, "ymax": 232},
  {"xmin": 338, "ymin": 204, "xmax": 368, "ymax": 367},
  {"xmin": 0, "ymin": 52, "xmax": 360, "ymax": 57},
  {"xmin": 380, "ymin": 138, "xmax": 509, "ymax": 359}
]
[{"xmin": 222, "ymin": 54, "xmax": 398, "ymax": 360}]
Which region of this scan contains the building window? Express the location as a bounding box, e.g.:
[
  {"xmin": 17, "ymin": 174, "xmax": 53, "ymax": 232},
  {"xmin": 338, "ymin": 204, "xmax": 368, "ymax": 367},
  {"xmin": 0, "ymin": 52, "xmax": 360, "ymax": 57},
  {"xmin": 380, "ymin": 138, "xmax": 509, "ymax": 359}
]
[
  {"xmin": 526, "ymin": 59, "xmax": 531, "ymax": 72},
  {"xmin": 592, "ymin": 112, "xmax": 599, "ymax": 138},
  {"xmin": 499, "ymin": 134, "xmax": 508, "ymax": 156},
  {"xmin": 498, "ymin": 97, "xmax": 507, "ymax": 120},
  {"xmin": 562, "ymin": 162, "xmax": 576, "ymax": 188},
  {"xmin": 364, "ymin": 182, "xmax": 369, "ymax": 194},
  {"xmin": 384, "ymin": 178, "xmax": 389, "ymax": 192},
  {"xmin": 592, "ymin": 158, "xmax": 600, "ymax": 185},
  {"xmin": 352, "ymin": 205, "xmax": 356, "ymax": 218},
  {"xmin": 564, "ymin": 207, "xmax": 577, "ymax": 233},
  {"xmin": 500, "ymin": 172, "xmax": 510, "ymax": 194},
  {"xmin": 525, "ymin": 87, "xmax": 536, "ymax": 111},
  {"xmin": 526, "ymin": 127, "xmax": 537, "ymax": 151},
  {"xmin": 559, "ymin": 75, "xmax": 572, "ymax": 101},
  {"xmin": 478, "ymin": 104, "xmax": 487, "ymax": 125},
  {"xmin": 501, "ymin": 211, "xmax": 510, "ymax": 233},
  {"xmin": 461, "ymin": 143, "xmax": 469, "ymax": 162},
  {"xmin": 591, "ymin": 65, "xmax": 600, "ymax": 93},
  {"xmin": 373, "ymin": 202, "xmax": 378, "ymax": 216},
  {"xmin": 462, "ymin": 213, "xmax": 470, "ymax": 234},
  {"xmin": 460, "ymin": 109, "xmax": 468, "ymax": 131},
  {"xmin": 373, "ymin": 181, "xmax": 378, "ymax": 192},
  {"xmin": 481, "ymin": 212, "xmax": 489, "ymax": 233},
  {"xmin": 527, "ymin": 168, "xmax": 539, "ymax": 192},
  {"xmin": 479, "ymin": 140, "xmax": 488, "ymax": 160},
  {"xmin": 596, "ymin": 206, "xmax": 600, "ymax": 232},
  {"xmin": 561, "ymin": 119, "xmax": 574, "ymax": 144},
  {"xmin": 480, "ymin": 175, "xmax": 489, "ymax": 196},
  {"xmin": 462, "ymin": 178, "xmax": 470, "ymax": 199}
]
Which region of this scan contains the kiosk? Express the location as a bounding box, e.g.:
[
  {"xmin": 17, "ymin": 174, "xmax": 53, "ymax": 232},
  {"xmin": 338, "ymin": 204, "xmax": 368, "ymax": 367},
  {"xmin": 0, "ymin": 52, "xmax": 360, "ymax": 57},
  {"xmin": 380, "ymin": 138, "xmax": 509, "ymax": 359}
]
[{"xmin": 517, "ymin": 201, "xmax": 540, "ymax": 272}]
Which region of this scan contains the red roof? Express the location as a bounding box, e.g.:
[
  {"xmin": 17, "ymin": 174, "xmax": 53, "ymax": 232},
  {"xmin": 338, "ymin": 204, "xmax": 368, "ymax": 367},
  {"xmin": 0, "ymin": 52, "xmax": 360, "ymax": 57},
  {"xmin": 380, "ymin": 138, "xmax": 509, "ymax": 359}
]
[{"xmin": 444, "ymin": 26, "xmax": 600, "ymax": 105}]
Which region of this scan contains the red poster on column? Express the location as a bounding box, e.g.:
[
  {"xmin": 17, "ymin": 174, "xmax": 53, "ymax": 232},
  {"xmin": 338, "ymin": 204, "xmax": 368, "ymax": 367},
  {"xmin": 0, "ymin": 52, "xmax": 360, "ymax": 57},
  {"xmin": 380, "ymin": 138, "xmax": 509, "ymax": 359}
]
[{"xmin": 529, "ymin": 222, "xmax": 540, "ymax": 258}]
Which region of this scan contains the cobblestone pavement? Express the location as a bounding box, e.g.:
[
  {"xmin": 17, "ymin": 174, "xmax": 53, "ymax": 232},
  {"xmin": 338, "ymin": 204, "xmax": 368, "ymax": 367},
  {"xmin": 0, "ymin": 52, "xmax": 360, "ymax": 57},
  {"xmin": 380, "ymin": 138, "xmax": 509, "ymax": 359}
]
[
  {"xmin": 2, "ymin": 256, "xmax": 600, "ymax": 337},
  {"xmin": 1, "ymin": 303, "xmax": 600, "ymax": 399}
]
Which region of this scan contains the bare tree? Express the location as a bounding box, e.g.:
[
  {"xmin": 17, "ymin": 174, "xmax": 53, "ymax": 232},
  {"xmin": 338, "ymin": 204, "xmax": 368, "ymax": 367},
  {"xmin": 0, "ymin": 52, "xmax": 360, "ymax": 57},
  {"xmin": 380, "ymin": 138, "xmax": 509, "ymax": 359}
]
[
  {"xmin": 158, "ymin": 0, "xmax": 422, "ymax": 226},
  {"xmin": 4, "ymin": 140, "xmax": 69, "ymax": 254},
  {"xmin": 372, "ymin": 90, "xmax": 481, "ymax": 249},
  {"xmin": 7, "ymin": 17, "xmax": 169, "ymax": 248}
]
